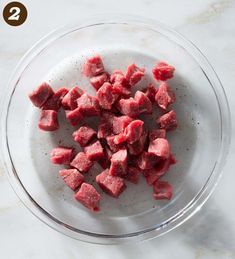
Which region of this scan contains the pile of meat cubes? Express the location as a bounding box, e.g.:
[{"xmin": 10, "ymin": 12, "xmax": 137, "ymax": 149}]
[{"xmin": 29, "ymin": 54, "xmax": 177, "ymax": 212}]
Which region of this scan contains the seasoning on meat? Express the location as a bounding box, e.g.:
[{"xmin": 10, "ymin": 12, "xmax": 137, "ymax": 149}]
[
  {"xmin": 38, "ymin": 110, "xmax": 59, "ymax": 131},
  {"xmin": 152, "ymin": 61, "xmax": 175, "ymax": 81},
  {"xmin": 73, "ymin": 126, "xmax": 96, "ymax": 147},
  {"xmin": 84, "ymin": 140, "xmax": 104, "ymax": 160},
  {"xmin": 50, "ymin": 146, "xmax": 74, "ymax": 165},
  {"xmin": 70, "ymin": 152, "xmax": 93, "ymax": 173},
  {"xmin": 61, "ymin": 86, "xmax": 84, "ymax": 110},
  {"xmin": 59, "ymin": 169, "xmax": 84, "ymax": 190},
  {"xmin": 157, "ymin": 110, "xmax": 177, "ymax": 130},
  {"xmin": 109, "ymin": 148, "xmax": 128, "ymax": 176}
]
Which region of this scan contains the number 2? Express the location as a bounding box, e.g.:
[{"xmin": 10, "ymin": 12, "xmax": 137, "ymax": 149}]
[{"xmin": 8, "ymin": 7, "xmax": 20, "ymax": 20}]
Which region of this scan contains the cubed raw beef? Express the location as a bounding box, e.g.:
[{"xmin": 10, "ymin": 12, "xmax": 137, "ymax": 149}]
[
  {"xmin": 110, "ymin": 70, "xmax": 129, "ymax": 88},
  {"xmin": 65, "ymin": 107, "xmax": 83, "ymax": 126},
  {"xmin": 137, "ymin": 151, "xmax": 158, "ymax": 170},
  {"xmin": 106, "ymin": 135, "xmax": 124, "ymax": 152},
  {"xmin": 98, "ymin": 145, "xmax": 112, "ymax": 169},
  {"xmin": 117, "ymin": 98, "xmax": 139, "ymax": 117},
  {"xmin": 134, "ymin": 91, "xmax": 152, "ymax": 114},
  {"xmin": 157, "ymin": 110, "xmax": 177, "ymax": 130},
  {"xmin": 152, "ymin": 61, "xmax": 175, "ymax": 81},
  {"xmin": 124, "ymin": 120, "xmax": 144, "ymax": 144},
  {"xmin": 29, "ymin": 82, "xmax": 54, "ymax": 108},
  {"xmin": 70, "ymin": 152, "xmax": 93, "ymax": 173},
  {"xmin": 77, "ymin": 93, "xmax": 100, "ymax": 116},
  {"xmin": 90, "ymin": 72, "xmax": 109, "ymax": 91},
  {"xmin": 83, "ymin": 54, "xmax": 105, "ymax": 77},
  {"xmin": 61, "ymin": 86, "xmax": 84, "ymax": 110},
  {"xmin": 155, "ymin": 82, "xmax": 175, "ymax": 110},
  {"xmin": 142, "ymin": 84, "xmax": 157, "ymax": 103},
  {"xmin": 148, "ymin": 138, "xmax": 170, "ymax": 159},
  {"xmin": 72, "ymin": 126, "xmax": 96, "ymax": 146},
  {"xmin": 97, "ymin": 122, "xmax": 112, "ymax": 139},
  {"xmin": 125, "ymin": 166, "xmax": 141, "ymax": 184},
  {"xmin": 110, "ymin": 148, "xmax": 128, "ymax": 176},
  {"xmin": 84, "ymin": 140, "xmax": 104, "ymax": 160},
  {"xmin": 125, "ymin": 64, "xmax": 145, "ymax": 86},
  {"xmin": 42, "ymin": 87, "xmax": 68, "ymax": 111},
  {"xmin": 74, "ymin": 183, "xmax": 101, "ymax": 212},
  {"xmin": 153, "ymin": 181, "xmax": 173, "ymax": 200},
  {"xmin": 59, "ymin": 169, "xmax": 84, "ymax": 190},
  {"xmin": 50, "ymin": 146, "xmax": 74, "ymax": 165},
  {"xmin": 149, "ymin": 129, "xmax": 166, "ymax": 141},
  {"xmin": 112, "ymin": 84, "xmax": 131, "ymax": 98},
  {"xmin": 113, "ymin": 133, "xmax": 126, "ymax": 145},
  {"xmin": 112, "ymin": 115, "xmax": 133, "ymax": 134},
  {"xmin": 97, "ymin": 82, "xmax": 115, "ymax": 110},
  {"xmin": 127, "ymin": 132, "xmax": 147, "ymax": 155},
  {"xmin": 38, "ymin": 110, "xmax": 59, "ymax": 131},
  {"xmin": 96, "ymin": 169, "xmax": 126, "ymax": 198}
]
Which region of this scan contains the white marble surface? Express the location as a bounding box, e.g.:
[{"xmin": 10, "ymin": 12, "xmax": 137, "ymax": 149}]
[{"xmin": 0, "ymin": 0, "xmax": 235, "ymax": 258}]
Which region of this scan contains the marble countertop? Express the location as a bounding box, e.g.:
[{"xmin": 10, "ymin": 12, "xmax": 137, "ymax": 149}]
[{"xmin": 0, "ymin": 0, "xmax": 235, "ymax": 258}]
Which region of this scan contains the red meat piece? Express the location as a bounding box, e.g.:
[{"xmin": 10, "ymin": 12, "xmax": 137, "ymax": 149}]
[
  {"xmin": 137, "ymin": 151, "xmax": 158, "ymax": 170},
  {"xmin": 106, "ymin": 135, "xmax": 124, "ymax": 152},
  {"xmin": 148, "ymin": 138, "xmax": 170, "ymax": 159},
  {"xmin": 59, "ymin": 169, "xmax": 84, "ymax": 190},
  {"xmin": 50, "ymin": 146, "xmax": 74, "ymax": 165},
  {"xmin": 97, "ymin": 122, "xmax": 112, "ymax": 139},
  {"xmin": 125, "ymin": 64, "xmax": 145, "ymax": 86},
  {"xmin": 117, "ymin": 98, "xmax": 139, "ymax": 117},
  {"xmin": 142, "ymin": 84, "xmax": 157, "ymax": 103},
  {"xmin": 98, "ymin": 145, "xmax": 112, "ymax": 169},
  {"xmin": 112, "ymin": 84, "xmax": 131, "ymax": 98},
  {"xmin": 84, "ymin": 140, "xmax": 104, "ymax": 161},
  {"xmin": 110, "ymin": 148, "xmax": 128, "ymax": 176},
  {"xmin": 152, "ymin": 61, "xmax": 175, "ymax": 81},
  {"xmin": 157, "ymin": 110, "xmax": 177, "ymax": 130},
  {"xmin": 72, "ymin": 126, "xmax": 96, "ymax": 147},
  {"xmin": 29, "ymin": 82, "xmax": 54, "ymax": 108},
  {"xmin": 125, "ymin": 166, "xmax": 141, "ymax": 184},
  {"xmin": 149, "ymin": 129, "xmax": 166, "ymax": 141},
  {"xmin": 112, "ymin": 115, "xmax": 133, "ymax": 134},
  {"xmin": 74, "ymin": 183, "xmax": 101, "ymax": 212},
  {"xmin": 77, "ymin": 93, "xmax": 100, "ymax": 116},
  {"xmin": 96, "ymin": 169, "xmax": 126, "ymax": 198},
  {"xmin": 113, "ymin": 133, "xmax": 126, "ymax": 145},
  {"xmin": 110, "ymin": 70, "xmax": 129, "ymax": 88},
  {"xmin": 155, "ymin": 82, "xmax": 175, "ymax": 110},
  {"xmin": 70, "ymin": 152, "xmax": 93, "ymax": 173},
  {"xmin": 124, "ymin": 120, "xmax": 144, "ymax": 144},
  {"xmin": 97, "ymin": 82, "xmax": 115, "ymax": 110},
  {"xmin": 83, "ymin": 54, "xmax": 105, "ymax": 77},
  {"xmin": 42, "ymin": 87, "xmax": 68, "ymax": 111},
  {"xmin": 61, "ymin": 86, "xmax": 84, "ymax": 110},
  {"xmin": 134, "ymin": 91, "xmax": 152, "ymax": 114},
  {"xmin": 38, "ymin": 110, "xmax": 59, "ymax": 131},
  {"xmin": 153, "ymin": 181, "xmax": 173, "ymax": 200},
  {"xmin": 65, "ymin": 108, "xmax": 83, "ymax": 126},
  {"xmin": 127, "ymin": 132, "xmax": 147, "ymax": 155},
  {"xmin": 90, "ymin": 72, "xmax": 109, "ymax": 91}
]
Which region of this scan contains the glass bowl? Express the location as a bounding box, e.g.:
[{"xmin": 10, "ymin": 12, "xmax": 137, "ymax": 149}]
[{"xmin": 0, "ymin": 15, "xmax": 231, "ymax": 244}]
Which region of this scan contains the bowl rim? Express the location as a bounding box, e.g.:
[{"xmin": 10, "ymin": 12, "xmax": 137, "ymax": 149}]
[{"xmin": 0, "ymin": 14, "xmax": 231, "ymax": 244}]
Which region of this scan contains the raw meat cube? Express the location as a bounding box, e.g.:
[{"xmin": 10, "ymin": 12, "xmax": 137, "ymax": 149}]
[
  {"xmin": 42, "ymin": 87, "xmax": 68, "ymax": 111},
  {"xmin": 113, "ymin": 133, "xmax": 126, "ymax": 145},
  {"xmin": 97, "ymin": 82, "xmax": 115, "ymax": 110},
  {"xmin": 70, "ymin": 152, "xmax": 93, "ymax": 173},
  {"xmin": 59, "ymin": 169, "xmax": 84, "ymax": 190},
  {"xmin": 112, "ymin": 115, "xmax": 133, "ymax": 134},
  {"xmin": 153, "ymin": 181, "xmax": 173, "ymax": 200},
  {"xmin": 125, "ymin": 64, "xmax": 145, "ymax": 86},
  {"xmin": 96, "ymin": 169, "xmax": 126, "ymax": 198},
  {"xmin": 157, "ymin": 110, "xmax": 177, "ymax": 130},
  {"xmin": 124, "ymin": 120, "xmax": 144, "ymax": 144},
  {"xmin": 65, "ymin": 107, "xmax": 83, "ymax": 126},
  {"xmin": 142, "ymin": 84, "xmax": 157, "ymax": 103},
  {"xmin": 29, "ymin": 82, "xmax": 54, "ymax": 108},
  {"xmin": 98, "ymin": 146, "xmax": 112, "ymax": 169},
  {"xmin": 125, "ymin": 166, "xmax": 141, "ymax": 184},
  {"xmin": 90, "ymin": 72, "xmax": 109, "ymax": 91},
  {"xmin": 72, "ymin": 126, "xmax": 96, "ymax": 147},
  {"xmin": 149, "ymin": 129, "xmax": 166, "ymax": 141},
  {"xmin": 38, "ymin": 110, "xmax": 59, "ymax": 131},
  {"xmin": 61, "ymin": 86, "xmax": 84, "ymax": 110},
  {"xmin": 155, "ymin": 82, "xmax": 175, "ymax": 110},
  {"xmin": 137, "ymin": 151, "xmax": 158, "ymax": 170},
  {"xmin": 106, "ymin": 135, "xmax": 124, "ymax": 152},
  {"xmin": 50, "ymin": 146, "xmax": 74, "ymax": 165},
  {"xmin": 117, "ymin": 98, "xmax": 139, "ymax": 117},
  {"xmin": 77, "ymin": 93, "xmax": 100, "ymax": 116},
  {"xmin": 127, "ymin": 132, "xmax": 147, "ymax": 155},
  {"xmin": 134, "ymin": 91, "xmax": 152, "ymax": 114},
  {"xmin": 84, "ymin": 140, "xmax": 104, "ymax": 161},
  {"xmin": 110, "ymin": 70, "xmax": 129, "ymax": 88},
  {"xmin": 83, "ymin": 54, "xmax": 105, "ymax": 77},
  {"xmin": 148, "ymin": 138, "xmax": 170, "ymax": 159},
  {"xmin": 74, "ymin": 183, "xmax": 101, "ymax": 212},
  {"xmin": 112, "ymin": 84, "xmax": 131, "ymax": 98},
  {"xmin": 110, "ymin": 148, "xmax": 128, "ymax": 176},
  {"xmin": 152, "ymin": 61, "xmax": 175, "ymax": 81},
  {"xmin": 97, "ymin": 122, "xmax": 112, "ymax": 139}
]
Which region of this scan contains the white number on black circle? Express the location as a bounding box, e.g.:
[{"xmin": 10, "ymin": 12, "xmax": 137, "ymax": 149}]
[{"xmin": 8, "ymin": 7, "xmax": 20, "ymax": 20}]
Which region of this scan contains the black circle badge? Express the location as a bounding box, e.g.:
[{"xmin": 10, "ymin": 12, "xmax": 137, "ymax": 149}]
[{"xmin": 3, "ymin": 2, "xmax": 27, "ymax": 26}]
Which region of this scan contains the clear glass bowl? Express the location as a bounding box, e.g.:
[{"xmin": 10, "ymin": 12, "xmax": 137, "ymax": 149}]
[{"xmin": 0, "ymin": 15, "xmax": 231, "ymax": 244}]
